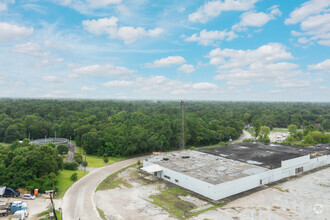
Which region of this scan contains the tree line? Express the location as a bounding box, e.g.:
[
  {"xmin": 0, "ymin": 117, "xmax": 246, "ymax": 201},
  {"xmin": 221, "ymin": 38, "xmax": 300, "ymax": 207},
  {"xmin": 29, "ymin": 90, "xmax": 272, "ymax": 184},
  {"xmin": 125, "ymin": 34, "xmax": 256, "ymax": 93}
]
[
  {"xmin": 0, "ymin": 140, "xmax": 62, "ymax": 191},
  {"xmin": 0, "ymin": 99, "xmax": 329, "ymax": 156}
]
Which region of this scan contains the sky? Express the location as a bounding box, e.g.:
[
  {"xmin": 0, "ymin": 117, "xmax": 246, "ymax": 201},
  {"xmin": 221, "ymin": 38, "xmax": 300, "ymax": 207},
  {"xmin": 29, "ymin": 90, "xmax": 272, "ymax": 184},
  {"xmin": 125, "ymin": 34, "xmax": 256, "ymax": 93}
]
[{"xmin": 0, "ymin": 0, "xmax": 329, "ymax": 101}]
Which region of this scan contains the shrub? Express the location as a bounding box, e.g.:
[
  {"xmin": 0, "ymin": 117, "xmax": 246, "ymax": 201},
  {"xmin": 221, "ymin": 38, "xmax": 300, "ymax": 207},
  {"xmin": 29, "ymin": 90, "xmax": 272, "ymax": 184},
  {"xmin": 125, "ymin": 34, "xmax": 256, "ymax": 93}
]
[
  {"xmin": 74, "ymin": 153, "xmax": 83, "ymax": 164},
  {"xmin": 243, "ymin": 138, "xmax": 254, "ymax": 143},
  {"xmin": 103, "ymin": 158, "xmax": 109, "ymax": 164},
  {"xmin": 81, "ymin": 161, "xmax": 88, "ymax": 167},
  {"xmin": 137, "ymin": 160, "xmax": 141, "ymax": 166},
  {"xmin": 71, "ymin": 173, "xmax": 78, "ymax": 181},
  {"xmin": 57, "ymin": 144, "xmax": 69, "ymax": 155},
  {"xmin": 63, "ymin": 162, "xmax": 79, "ymax": 170},
  {"xmin": 190, "ymin": 146, "xmax": 196, "ymax": 150}
]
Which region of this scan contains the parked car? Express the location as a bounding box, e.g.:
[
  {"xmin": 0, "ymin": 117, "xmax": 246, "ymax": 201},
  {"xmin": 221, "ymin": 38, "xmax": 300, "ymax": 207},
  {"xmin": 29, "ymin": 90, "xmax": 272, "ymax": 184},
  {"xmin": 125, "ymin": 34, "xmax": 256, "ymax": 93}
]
[{"xmin": 22, "ymin": 194, "xmax": 35, "ymax": 200}]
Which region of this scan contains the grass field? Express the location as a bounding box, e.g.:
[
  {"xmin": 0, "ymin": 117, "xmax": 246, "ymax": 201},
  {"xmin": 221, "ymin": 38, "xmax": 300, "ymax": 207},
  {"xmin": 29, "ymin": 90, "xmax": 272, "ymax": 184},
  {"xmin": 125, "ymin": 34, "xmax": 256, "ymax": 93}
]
[
  {"xmin": 38, "ymin": 209, "xmax": 62, "ymax": 220},
  {"xmin": 55, "ymin": 170, "xmax": 88, "ymax": 198},
  {"xmin": 149, "ymin": 187, "xmax": 196, "ymax": 219},
  {"xmin": 149, "ymin": 187, "xmax": 225, "ymax": 219},
  {"xmin": 76, "ymin": 147, "xmax": 126, "ymax": 168}
]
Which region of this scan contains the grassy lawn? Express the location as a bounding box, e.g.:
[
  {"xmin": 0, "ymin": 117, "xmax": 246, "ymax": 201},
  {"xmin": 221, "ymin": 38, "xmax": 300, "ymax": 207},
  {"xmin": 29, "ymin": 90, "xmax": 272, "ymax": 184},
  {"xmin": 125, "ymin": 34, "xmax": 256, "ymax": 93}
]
[
  {"xmin": 149, "ymin": 187, "xmax": 225, "ymax": 219},
  {"xmin": 97, "ymin": 207, "xmax": 106, "ymax": 220},
  {"xmin": 0, "ymin": 142, "xmax": 10, "ymax": 146},
  {"xmin": 55, "ymin": 170, "xmax": 89, "ymax": 198},
  {"xmin": 38, "ymin": 209, "xmax": 62, "ymax": 220},
  {"xmin": 76, "ymin": 147, "xmax": 127, "ymax": 168},
  {"xmin": 271, "ymin": 129, "xmax": 289, "ymax": 132},
  {"xmin": 149, "ymin": 187, "xmax": 197, "ymax": 219}
]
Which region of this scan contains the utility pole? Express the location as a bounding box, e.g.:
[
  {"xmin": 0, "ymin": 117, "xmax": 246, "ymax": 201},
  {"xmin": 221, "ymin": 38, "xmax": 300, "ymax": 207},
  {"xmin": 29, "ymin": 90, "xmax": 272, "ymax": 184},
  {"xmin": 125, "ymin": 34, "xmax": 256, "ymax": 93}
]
[
  {"xmin": 84, "ymin": 151, "xmax": 87, "ymax": 175},
  {"xmin": 55, "ymin": 130, "xmax": 56, "ymax": 139},
  {"xmin": 180, "ymin": 100, "xmax": 185, "ymax": 150}
]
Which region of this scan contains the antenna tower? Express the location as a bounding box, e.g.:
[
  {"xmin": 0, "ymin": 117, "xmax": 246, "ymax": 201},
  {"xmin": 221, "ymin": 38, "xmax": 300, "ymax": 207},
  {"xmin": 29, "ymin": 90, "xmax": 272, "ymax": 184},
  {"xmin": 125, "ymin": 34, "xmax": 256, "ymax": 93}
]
[{"xmin": 180, "ymin": 100, "xmax": 185, "ymax": 150}]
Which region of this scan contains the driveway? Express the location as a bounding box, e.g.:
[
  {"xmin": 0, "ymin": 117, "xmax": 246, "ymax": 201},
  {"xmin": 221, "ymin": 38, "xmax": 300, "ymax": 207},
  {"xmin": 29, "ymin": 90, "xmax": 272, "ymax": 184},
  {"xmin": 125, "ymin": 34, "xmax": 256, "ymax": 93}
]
[
  {"xmin": 62, "ymin": 157, "xmax": 146, "ymax": 220},
  {"xmin": 231, "ymin": 130, "xmax": 252, "ymax": 143}
]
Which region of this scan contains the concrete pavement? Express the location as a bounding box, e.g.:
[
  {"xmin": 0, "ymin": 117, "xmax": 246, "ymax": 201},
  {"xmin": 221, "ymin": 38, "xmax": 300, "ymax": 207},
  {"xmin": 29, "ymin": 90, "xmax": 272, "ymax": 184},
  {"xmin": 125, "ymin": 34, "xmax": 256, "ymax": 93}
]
[{"xmin": 62, "ymin": 157, "xmax": 146, "ymax": 220}]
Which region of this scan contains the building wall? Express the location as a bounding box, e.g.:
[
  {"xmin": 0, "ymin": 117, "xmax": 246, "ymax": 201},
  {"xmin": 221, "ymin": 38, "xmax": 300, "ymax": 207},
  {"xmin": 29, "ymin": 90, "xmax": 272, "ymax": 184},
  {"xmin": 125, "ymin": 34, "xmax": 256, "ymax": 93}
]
[
  {"xmin": 143, "ymin": 154, "xmax": 330, "ymax": 201},
  {"xmin": 143, "ymin": 160, "xmax": 216, "ymax": 198}
]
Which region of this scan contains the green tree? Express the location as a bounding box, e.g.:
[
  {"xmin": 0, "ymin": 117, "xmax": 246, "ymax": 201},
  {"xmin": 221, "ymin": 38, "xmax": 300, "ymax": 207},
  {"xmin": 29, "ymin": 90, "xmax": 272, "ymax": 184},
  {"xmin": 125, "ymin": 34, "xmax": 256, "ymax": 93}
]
[
  {"xmin": 57, "ymin": 144, "xmax": 69, "ymax": 155},
  {"xmin": 259, "ymin": 126, "xmax": 270, "ymax": 139},
  {"xmin": 71, "ymin": 173, "xmax": 78, "ymax": 181},
  {"xmin": 288, "ymin": 124, "xmax": 297, "ymax": 135},
  {"xmin": 4, "ymin": 124, "xmax": 25, "ymax": 143}
]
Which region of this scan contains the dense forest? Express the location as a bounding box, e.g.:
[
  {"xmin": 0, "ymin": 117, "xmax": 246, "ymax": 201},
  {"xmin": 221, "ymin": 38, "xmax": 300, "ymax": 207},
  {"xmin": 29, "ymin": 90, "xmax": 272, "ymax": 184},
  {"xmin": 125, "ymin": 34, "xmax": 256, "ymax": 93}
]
[
  {"xmin": 0, "ymin": 140, "xmax": 62, "ymax": 191},
  {"xmin": 0, "ymin": 99, "xmax": 329, "ymax": 157}
]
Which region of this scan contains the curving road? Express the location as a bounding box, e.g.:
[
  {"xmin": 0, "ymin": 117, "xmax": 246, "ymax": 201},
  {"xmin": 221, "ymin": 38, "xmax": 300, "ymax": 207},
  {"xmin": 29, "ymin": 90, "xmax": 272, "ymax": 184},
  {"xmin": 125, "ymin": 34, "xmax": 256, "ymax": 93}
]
[
  {"xmin": 230, "ymin": 130, "xmax": 252, "ymax": 143},
  {"xmin": 62, "ymin": 157, "xmax": 146, "ymax": 220}
]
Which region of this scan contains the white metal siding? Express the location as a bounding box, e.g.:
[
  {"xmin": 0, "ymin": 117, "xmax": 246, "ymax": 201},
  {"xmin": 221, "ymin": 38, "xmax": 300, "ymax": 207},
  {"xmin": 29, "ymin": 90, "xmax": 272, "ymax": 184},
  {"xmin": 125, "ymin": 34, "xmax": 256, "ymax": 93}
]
[{"xmin": 143, "ymin": 154, "xmax": 330, "ymax": 201}]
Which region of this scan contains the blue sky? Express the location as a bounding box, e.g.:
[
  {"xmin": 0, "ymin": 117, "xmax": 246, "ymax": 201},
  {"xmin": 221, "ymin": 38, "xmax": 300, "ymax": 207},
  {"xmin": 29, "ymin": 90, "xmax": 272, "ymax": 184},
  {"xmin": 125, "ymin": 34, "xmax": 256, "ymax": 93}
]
[{"xmin": 0, "ymin": 0, "xmax": 329, "ymax": 101}]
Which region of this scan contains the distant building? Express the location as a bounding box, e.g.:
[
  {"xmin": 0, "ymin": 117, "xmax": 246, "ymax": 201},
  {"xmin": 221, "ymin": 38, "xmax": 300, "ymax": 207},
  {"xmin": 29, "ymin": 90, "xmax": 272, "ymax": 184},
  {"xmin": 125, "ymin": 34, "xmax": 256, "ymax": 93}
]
[{"xmin": 142, "ymin": 143, "xmax": 330, "ymax": 201}]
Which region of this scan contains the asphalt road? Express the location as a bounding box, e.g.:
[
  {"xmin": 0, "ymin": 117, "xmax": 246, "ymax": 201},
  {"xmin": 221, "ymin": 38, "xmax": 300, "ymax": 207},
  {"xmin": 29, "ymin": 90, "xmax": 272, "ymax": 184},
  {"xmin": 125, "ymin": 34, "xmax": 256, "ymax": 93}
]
[
  {"xmin": 231, "ymin": 130, "xmax": 252, "ymax": 143},
  {"xmin": 62, "ymin": 157, "xmax": 146, "ymax": 220}
]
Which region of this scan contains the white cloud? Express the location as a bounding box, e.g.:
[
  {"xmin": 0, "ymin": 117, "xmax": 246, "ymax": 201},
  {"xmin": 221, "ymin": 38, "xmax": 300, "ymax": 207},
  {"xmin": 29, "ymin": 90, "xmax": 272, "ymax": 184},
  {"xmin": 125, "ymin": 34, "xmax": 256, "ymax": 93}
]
[
  {"xmin": 12, "ymin": 42, "xmax": 48, "ymax": 57},
  {"xmin": 42, "ymin": 75, "xmax": 61, "ymax": 83},
  {"xmin": 81, "ymin": 86, "xmax": 96, "ymax": 91},
  {"xmin": 185, "ymin": 29, "xmax": 237, "ymax": 45},
  {"xmin": 71, "ymin": 64, "xmax": 135, "ymax": 78},
  {"xmin": 146, "ymin": 56, "xmax": 186, "ymax": 68},
  {"xmin": 285, "ymin": 0, "xmax": 329, "ymax": 25},
  {"xmin": 192, "ymin": 82, "xmax": 218, "ymax": 89},
  {"xmin": 208, "ymin": 43, "xmax": 306, "ymax": 87},
  {"xmin": 85, "ymin": 0, "xmax": 121, "ymax": 8},
  {"xmin": 43, "ymin": 89, "xmax": 68, "ymax": 98},
  {"xmin": 36, "ymin": 57, "xmax": 64, "ymax": 67},
  {"xmin": 82, "ymin": 16, "xmax": 163, "ymax": 44},
  {"xmin": 53, "ymin": 0, "xmax": 121, "ymax": 14},
  {"xmin": 82, "ymin": 17, "xmax": 118, "ymax": 35},
  {"xmin": 103, "ymin": 75, "xmax": 219, "ymax": 96},
  {"xmin": 285, "ymin": 0, "xmax": 330, "ymax": 46},
  {"xmin": 102, "ymin": 80, "xmax": 134, "ymax": 87},
  {"xmin": 232, "ymin": 6, "xmax": 281, "ymax": 31},
  {"xmin": 0, "ymin": 0, "xmax": 15, "ymax": 11},
  {"xmin": 308, "ymin": 59, "xmax": 330, "ymax": 72},
  {"xmin": 188, "ymin": 0, "xmax": 258, "ymax": 23},
  {"xmin": 0, "ymin": 22, "xmax": 33, "ymax": 42},
  {"xmin": 178, "ymin": 64, "xmax": 195, "ymax": 74},
  {"xmin": 275, "ymin": 79, "xmax": 310, "ymax": 88}
]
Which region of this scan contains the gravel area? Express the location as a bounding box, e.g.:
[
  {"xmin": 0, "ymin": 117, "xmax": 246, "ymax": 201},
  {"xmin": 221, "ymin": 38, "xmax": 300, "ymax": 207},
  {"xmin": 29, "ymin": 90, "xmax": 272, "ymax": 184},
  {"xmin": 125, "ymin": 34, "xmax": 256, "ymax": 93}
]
[
  {"xmin": 191, "ymin": 167, "xmax": 330, "ymax": 220},
  {"xmin": 95, "ymin": 166, "xmax": 329, "ymax": 220}
]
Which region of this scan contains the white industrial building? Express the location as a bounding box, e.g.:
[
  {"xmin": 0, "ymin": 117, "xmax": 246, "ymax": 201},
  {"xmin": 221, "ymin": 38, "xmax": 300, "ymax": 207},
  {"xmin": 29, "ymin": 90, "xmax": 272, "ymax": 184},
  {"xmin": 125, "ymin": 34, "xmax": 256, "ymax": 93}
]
[{"xmin": 142, "ymin": 143, "xmax": 330, "ymax": 201}]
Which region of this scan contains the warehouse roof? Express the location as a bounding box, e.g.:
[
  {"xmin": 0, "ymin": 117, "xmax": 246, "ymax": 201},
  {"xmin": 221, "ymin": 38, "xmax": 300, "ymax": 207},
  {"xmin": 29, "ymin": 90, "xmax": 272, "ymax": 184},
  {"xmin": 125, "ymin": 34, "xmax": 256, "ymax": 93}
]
[
  {"xmin": 145, "ymin": 150, "xmax": 268, "ymax": 185},
  {"xmin": 198, "ymin": 142, "xmax": 330, "ymax": 168}
]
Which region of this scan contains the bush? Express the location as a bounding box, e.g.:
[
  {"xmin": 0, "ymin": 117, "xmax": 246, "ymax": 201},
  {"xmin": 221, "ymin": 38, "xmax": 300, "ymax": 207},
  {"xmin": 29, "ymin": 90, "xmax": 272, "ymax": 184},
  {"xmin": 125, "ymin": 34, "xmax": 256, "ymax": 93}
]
[
  {"xmin": 243, "ymin": 138, "xmax": 254, "ymax": 142},
  {"xmin": 74, "ymin": 153, "xmax": 83, "ymax": 164},
  {"xmin": 137, "ymin": 160, "xmax": 141, "ymax": 166},
  {"xmin": 259, "ymin": 137, "xmax": 270, "ymax": 143},
  {"xmin": 63, "ymin": 162, "xmax": 79, "ymax": 170},
  {"xmin": 71, "ymin": 173, "xmax": 78, "ymax": 181},
  {"xmin": 81, "ymin": 161, "xmax": 88, "ymax": 167},
  {"xmin": 190, "ymin": 146, "xmax": 196, "ymax": 150},
  {"xmin": 57, "ymin": 144, "xmax": 69, "ymax": 155},
  {"xmin": 103, "ymin": 157, "xmax": 109, "ymax": 164}
]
